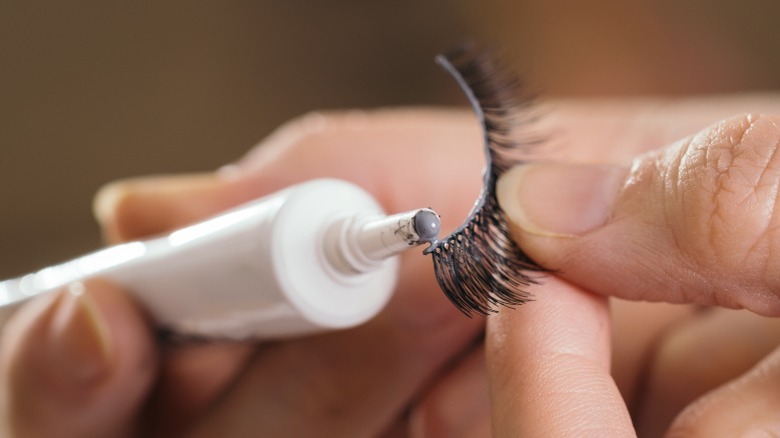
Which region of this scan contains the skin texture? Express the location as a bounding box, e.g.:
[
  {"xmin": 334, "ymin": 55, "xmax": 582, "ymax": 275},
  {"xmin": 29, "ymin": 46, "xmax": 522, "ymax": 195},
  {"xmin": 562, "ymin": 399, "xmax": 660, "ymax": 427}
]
[{"xmin": 1, "ymin": 98, "xmax": 780, "ymax": 436}]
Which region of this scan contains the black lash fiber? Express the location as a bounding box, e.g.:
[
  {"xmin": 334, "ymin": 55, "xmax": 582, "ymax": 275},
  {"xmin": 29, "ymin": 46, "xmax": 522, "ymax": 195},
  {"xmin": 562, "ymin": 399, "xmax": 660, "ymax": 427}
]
[{"xmin": 425, "ymin": 46, "xmax": 546, "ymax": 316}]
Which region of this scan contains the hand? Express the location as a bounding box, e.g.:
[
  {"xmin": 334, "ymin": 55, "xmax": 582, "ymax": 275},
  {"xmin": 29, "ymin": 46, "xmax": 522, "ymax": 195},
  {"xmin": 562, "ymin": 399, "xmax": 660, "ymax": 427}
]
[
  {"xmin": 1, "ymin": 99, "xmax": 780, "ymax": 436},
  {"xmin": 490, "ymin": 97, "xmax": 780, "ymax": 435},
  {"xmin": 0, "ymin": 109, "xmax": 489, "ymax": 437}
]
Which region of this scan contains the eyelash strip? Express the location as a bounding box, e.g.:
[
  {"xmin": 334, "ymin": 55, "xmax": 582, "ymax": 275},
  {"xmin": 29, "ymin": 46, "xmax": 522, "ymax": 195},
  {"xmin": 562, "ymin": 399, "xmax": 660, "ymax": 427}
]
[{"xmin": 424, "ymin": 46, "xmax": 546, "ymax": 317}]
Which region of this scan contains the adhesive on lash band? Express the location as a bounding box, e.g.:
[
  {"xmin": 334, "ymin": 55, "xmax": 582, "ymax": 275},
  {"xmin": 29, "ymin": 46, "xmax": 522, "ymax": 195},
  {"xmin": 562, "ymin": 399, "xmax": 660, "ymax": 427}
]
[{"xmin": 0, "ymin": 179, "xmax": 441, "ymax": 340}]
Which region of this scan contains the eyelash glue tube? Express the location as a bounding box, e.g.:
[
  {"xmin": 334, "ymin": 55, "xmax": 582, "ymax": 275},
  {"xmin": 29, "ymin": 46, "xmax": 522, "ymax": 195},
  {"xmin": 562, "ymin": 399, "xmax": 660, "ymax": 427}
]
[{"xmin": 0, "ymin": 179, "xmax": 441, "ymax": 340}]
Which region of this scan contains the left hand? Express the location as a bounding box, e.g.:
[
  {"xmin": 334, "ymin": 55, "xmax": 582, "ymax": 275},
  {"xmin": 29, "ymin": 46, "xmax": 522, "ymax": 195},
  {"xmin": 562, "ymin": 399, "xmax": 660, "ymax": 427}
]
[{"xmin": 1, "ymin": 109, "xmax": 491, "ymax": 437}]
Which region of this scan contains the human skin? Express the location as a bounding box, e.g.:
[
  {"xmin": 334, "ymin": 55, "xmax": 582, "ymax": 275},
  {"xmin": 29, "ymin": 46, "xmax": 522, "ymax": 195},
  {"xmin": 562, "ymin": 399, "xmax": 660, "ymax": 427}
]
[{"xmin": 2, "ymin": 97, "xmax": 780, "ymax": 436}]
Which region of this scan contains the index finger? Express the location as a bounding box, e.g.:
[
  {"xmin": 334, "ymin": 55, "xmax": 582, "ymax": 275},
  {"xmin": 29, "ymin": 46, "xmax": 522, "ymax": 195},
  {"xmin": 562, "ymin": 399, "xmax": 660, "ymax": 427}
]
[{"xmin": 486, "ymin": 277, "xmax": 633, "ymax": 436}]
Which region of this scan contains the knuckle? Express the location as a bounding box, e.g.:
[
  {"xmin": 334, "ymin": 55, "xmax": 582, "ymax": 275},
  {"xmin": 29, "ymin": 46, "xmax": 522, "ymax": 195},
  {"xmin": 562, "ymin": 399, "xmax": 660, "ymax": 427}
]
[
  {"xmin": 281, "ymin": 110, "xmax": 369, "ymax": 146},
  {"xmin": 271, "ymin": 111, "xmax": 346, "ymax": 155},
  {"xmin": 239, "ymin": 110, "xmax": 376, "ymax": 184},
  {"xmin": 264, "ymin": 110, "xmax": 387, "ymax": 171},
  {"xmin": 245, "ymin": 110, "xmax": 361, "ymax": 161},
  {"xmin": 284, "ymin": 110, "xmax": 346, "ymax": 138}
]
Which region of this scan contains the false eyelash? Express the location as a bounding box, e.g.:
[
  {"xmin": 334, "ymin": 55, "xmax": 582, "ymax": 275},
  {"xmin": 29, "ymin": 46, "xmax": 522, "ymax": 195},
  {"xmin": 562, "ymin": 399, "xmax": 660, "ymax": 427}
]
[{"xmin": 424, "ymin": 46, "xmax": 546, "ymax": 317}]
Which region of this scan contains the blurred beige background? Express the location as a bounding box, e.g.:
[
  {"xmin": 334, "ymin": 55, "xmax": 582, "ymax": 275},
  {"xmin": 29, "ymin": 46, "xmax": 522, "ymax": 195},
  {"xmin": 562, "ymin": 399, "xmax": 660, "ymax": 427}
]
[{"xmin": 2, "ymin": 1, "xmax": 780, "ymax": 277}]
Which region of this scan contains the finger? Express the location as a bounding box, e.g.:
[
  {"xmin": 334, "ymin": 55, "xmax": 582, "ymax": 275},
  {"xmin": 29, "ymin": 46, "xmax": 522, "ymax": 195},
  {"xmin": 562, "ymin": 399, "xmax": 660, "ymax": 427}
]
[
  {"xmin": 142, "ymin": 343, "xmax": 253, "ymax": 436},
  {"xmin": 486, "ymin": 277, "xmax": 633, "ymax": 436},
  {"xmin": 636, "ymin": 308, "xmax": 780, "ymax": 436},
  {"xmin": 409, "ymin": 346, "xmax": 491, "ymax": 437},
  {"xmin": 93, "ymin": 109, "xmax": 484, "ymax": 244},
  {"xmin": 93, "ymin": 173, "xmax": 246, "ymax": 244},
  {"xmin": 187, "ymin": 303, "xmax": 483, "ymax": 436},
  {"xmin": 666, "ymin": 343, "xmax": 780, "ymax": 435},
  {"xmin": 498, "ymin": 114, "xmax": 780, "ymax": 315},
  {"xmin": 609, "ymin": 300, "xmax": 696, "ymax": 405},
  {"xmin": 0, "ymin": 279, "xmax": 157, "ymax": 437}
]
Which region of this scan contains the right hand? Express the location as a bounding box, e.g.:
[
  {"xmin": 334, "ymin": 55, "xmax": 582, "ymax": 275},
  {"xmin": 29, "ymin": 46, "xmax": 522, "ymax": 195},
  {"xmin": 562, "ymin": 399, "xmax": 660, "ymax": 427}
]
[
  {"xmin": 491, "ymin": 97, "xmax": 780, "ymax": 435},
  {"xmin": 498, "ymin": 111, "xmax": 780, "ymax": 315}
]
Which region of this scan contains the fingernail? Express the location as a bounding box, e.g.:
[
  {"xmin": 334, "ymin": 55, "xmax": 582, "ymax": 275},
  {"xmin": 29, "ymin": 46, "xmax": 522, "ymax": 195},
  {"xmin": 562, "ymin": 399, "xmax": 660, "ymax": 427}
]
[
  {"xmin": 93, "ymin": 173, "xmax": 229, "ymax": 243},
  {"xmin": 497, "ymin": 163, "xmax": 628, "ymax": 236},
  {"xmin": 47, "ymin": 282, "xmax": 113, "ymax": 386},
  {"xmin": 92, "ymin": 174, "xmax": 217, "ymax": 226}
]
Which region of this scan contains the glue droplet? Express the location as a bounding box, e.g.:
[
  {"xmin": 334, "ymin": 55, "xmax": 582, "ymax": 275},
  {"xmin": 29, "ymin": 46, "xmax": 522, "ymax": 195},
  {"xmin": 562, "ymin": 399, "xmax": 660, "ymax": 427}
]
[{"xmin": 413, "ymin": 210, "xmax": 441, "ymax": 242}]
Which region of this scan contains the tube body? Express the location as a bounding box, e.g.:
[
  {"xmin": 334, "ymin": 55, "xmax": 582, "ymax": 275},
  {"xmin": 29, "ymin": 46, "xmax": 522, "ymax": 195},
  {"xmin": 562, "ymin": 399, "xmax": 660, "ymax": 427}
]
[{"xmin": 0, "ymin": 179, "xmax": 397, "ymax": 340}]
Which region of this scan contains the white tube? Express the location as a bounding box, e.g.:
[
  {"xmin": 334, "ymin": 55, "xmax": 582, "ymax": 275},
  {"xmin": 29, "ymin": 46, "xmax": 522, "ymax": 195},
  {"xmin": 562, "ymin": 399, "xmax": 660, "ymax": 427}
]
[{"xmin": 0, "ymin": 179, "xmax": 440, "ymax": 340}]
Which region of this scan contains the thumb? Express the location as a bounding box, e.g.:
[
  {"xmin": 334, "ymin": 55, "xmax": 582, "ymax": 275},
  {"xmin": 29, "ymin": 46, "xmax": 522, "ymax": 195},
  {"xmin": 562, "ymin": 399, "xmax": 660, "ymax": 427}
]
[
  {"xmin": 498, "ymin": 114, "xmax": 780, "ymax": 316},
  {"xmin": 0, "ymin": 279, "xmax": 157, "ymax": 437}
]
